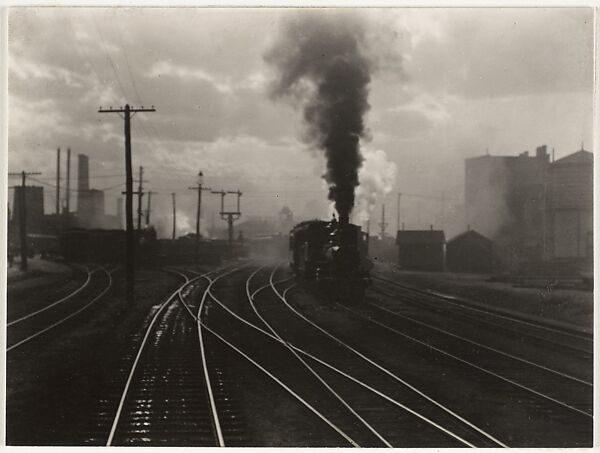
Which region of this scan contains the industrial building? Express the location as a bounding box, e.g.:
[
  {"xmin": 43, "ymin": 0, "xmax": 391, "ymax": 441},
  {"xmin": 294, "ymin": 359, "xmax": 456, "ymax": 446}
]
[
  {"xmin": 396, "ymin": 229, "xmax": 445, "ymax": 272},
  {"xmin": 446, "ymin": 229, "xmax": 495, "ymax": 273},
  {"xmin": 465, "ymin": 145, "xmax": 549, "ymax": 268},
  {"xmin": 545, "ymin": 148, "xmax": 593, "ymax": 268},
  {"xmin": 464, "ymin": 144, "xmax": 593, "ymax": 273}
]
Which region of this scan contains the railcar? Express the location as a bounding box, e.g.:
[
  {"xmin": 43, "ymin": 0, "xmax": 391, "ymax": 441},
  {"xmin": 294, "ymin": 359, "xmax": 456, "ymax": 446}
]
[
  {"xmin": 289, "ymin": 219, "xmax": 372, "ymax": 302},
  {"xmin": 59, "ymin": 228, "xmax": 157, "ymax": 264}
]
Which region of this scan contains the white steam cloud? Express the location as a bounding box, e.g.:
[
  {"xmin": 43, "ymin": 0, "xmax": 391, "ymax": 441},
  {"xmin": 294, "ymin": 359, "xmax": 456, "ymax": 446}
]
[
  {"xmin": 153, "ymin": 210, "xmax": 210, "ymax": 239},
  {"xmin": 354, "ymin": 148, "xmax": 397, "ymax": 224}
]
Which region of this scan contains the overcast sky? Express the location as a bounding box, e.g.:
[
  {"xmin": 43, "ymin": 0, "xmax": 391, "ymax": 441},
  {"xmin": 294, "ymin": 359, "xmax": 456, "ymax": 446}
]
[{"xmin": 7, "ymin": 7, "xmax": 594, "ymax": 237}]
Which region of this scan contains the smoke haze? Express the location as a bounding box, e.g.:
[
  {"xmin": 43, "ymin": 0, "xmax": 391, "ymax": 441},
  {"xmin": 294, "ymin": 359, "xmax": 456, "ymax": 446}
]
[{"xmin": 355, "ymin": 148, "xmax": 397, "ymax": 225}]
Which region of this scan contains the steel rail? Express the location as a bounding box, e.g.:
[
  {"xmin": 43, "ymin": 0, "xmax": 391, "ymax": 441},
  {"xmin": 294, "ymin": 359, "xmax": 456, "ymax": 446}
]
[
  {"xmin": 199, "ymin": 267, "xmax": 479, "ymax": 448},
  {"xmin": 367, "ymin": 302, "xmax": 592, "ymax": 386},
  {"xmin": 194, "ymin": 269, "xmax": 237, "ymax": 447},
  {"xmin": 105, "ymin": 270, "xmax": 195, "ymax": 446},
  {"xmin": 271, "ymin": 272, "xmax": 508, "ymax": 448},
  {"xmin": 7, "ymin": 266, "xmax": 95, "ymax": 327},
  {"xmin": 248, "ymin": 266, "xmax": 393, "ymax": 447},
  {"xmin": 7, "ymin": 267, "xmax": 116, "ymax": 352},
  {"xmin": 202, "ymin": 322, "xmax": 359, "ymax": 447},
  {"xmin": 338, "ymin": 303, "xmax": 592, "ymax": 418},
  {"xmin": 372, "ymin": 276, "xmax": 593, "ymax": 342},
  {"xmin": 372, "ymin": 285, "xmax": 592, "ymax": 357},
  {"xmin": 181, "ymin": 266, "xmax": 359, "ymax": 447}
]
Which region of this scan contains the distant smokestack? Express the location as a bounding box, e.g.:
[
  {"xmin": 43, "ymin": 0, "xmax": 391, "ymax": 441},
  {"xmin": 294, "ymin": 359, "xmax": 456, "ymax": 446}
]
[
  {"xmin": 56, "ymin": 147, "xmax": 61, "ymax": 215},
  {"xmin": 65, "ymin": 147, "xmax": 71, "ymax": 214},
  {"xmin": 77, "ymin": 154, "xmax": 90, "ymax": 216}
]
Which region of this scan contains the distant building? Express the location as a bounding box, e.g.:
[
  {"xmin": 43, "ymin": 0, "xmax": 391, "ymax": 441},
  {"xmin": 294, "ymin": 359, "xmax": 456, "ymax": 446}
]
[
  {"xmin": 75, "ymin": 153, "xmax": 121, "ymax": 229},
  {"xmin": 545, "ymin": 148, "xmax": 593, "ymax": 266},
  {"xmin": 235, "ymin": 216, "xmax": 279, "ymax": 238},
  {"xmin": 396, "ymin": 229, "xmax": 445, "ymax": 272},
  {"xmin": 78, "ymin": 189, "xmax": 105, "ymax": 228},
  {"xmin": 465, "ymin": 145, "xmax": 549, "ymax": 268},
  {"xmin": 446, "ymin": 229, "xmax": 495, "ymax": 273}
]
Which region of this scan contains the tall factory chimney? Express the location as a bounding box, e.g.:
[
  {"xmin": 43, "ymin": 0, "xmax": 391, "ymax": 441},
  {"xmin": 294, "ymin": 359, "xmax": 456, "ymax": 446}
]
[
  {"xmin": 77, "ymin": 154, "xmax": 90, "ymax": 215},
  {"xmin": 56, "ymin": 147, "xmax": 61, "ymax": 215},
  {"xmin": 65, "ymin": 147, "xmax": 71, "ymax": 213}
]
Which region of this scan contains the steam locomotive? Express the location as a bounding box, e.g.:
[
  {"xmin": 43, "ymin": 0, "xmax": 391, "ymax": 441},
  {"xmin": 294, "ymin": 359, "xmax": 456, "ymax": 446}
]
[{"xmin": 289, "ymin": 218, "xmax": 372, "ymax": 302}]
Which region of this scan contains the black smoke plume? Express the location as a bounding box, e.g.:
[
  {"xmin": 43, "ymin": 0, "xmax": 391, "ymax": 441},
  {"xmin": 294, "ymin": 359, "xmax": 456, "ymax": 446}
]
[{"xmin": 265, "ymin": 13, "xmax": 372, "ymax": 223}]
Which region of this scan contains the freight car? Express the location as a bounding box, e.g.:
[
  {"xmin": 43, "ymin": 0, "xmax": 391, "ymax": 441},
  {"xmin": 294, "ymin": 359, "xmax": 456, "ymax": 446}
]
[
  {"xmin": 59, "ymin": 228, "xmax": 157, "ymax": 265},
  {"xmin": 289, "ymin": 219, "xmax": 372, "ymax": 302}
]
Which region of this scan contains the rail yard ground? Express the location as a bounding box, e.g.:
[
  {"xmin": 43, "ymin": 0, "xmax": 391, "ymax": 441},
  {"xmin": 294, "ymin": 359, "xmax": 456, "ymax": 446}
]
[
  {"xmin": 5, "ymin": 259, "xmax": 593, "ymax": 447},
  {"xmin": 374, "ymin": 262, "xmax": 593, "ymax": 331}
]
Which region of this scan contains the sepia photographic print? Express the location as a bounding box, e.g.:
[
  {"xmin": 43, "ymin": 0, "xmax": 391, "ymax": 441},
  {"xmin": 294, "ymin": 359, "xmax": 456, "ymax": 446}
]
[{"xmin": 2, "ymin": 5, "xmax": 595, "ymax": 448}]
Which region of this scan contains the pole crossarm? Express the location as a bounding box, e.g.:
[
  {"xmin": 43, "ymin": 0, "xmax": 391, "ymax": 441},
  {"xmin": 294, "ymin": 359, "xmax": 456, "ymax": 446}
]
[
  {"xmin": 8, "ymin": 172, "xmax": 41, "ymax": 177},
  {"xmin": 210, "ymin": 188, "xmax": 243, "ymax": 245},
  {"xmin": 98, "ymin": 106, "xmax": 156, "ymax": 113}
]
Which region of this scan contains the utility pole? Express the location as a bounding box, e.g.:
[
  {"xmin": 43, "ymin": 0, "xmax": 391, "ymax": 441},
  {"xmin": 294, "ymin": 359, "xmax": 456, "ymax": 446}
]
[
  {"xmin": 188, "ymin": 171, "xmax": 211, "ymax": 257},
  {"xmin": 136, "ymin": 166, "xmax": 145, "ymax": 231},
  {"xmin": 56, "ymin": 147, "xmax": 61, "ymax": 215},
  {"xmin": 65, "ymin": 147, "xmax": 71, "ymax": 214},
  {"xmin": 379, "ymin": 204, "xmax": 388, "ymax": 238},
  {"xmin": 396, "ymin": 192, "xmax": 402, "ymax": 235},
  {"xmin": 211, "ymin": 189, "xmax": 242, "ymax": 246},
  {"xmin": 146, "ymin": 190, "xmax": 152, "ymax": 226},
  {"xmin": 172, "ymin": 192, "xmax": 176, "ymax": 239},
  {"xmin": 99, "ymin": 104, "xmax": 156, "ymax": 305},
  {"xmin": 8, "ymin": 171, "xmax": 42, "ymax": 271}
]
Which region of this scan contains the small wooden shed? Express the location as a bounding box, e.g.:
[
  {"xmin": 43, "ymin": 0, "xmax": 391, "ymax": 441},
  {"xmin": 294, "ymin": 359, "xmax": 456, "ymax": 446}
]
[
  {"xmin": 396, "ymin": 230, "xmax": 445, "ymax": 272},
  {"xmin": 446, "ymin": 229, "xmax": 495, "ymax": 273}
]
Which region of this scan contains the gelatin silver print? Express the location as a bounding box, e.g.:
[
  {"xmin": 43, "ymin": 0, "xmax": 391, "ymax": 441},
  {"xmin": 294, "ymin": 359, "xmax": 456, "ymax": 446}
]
[{"xmin": 4, "ymin": 7, "xmax": 594, "ymax": 447}]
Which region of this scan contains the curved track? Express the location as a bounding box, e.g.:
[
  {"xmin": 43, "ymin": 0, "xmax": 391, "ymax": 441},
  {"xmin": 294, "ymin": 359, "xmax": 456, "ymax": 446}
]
[
  {"xmin": 7, "ymin": 265, "xmax": 95, "ymax": 327},
  {"xmin": 371, "ymin": 276, "xmax": 593, "ymax": 355},
  {"xmin": 7, "ymin": 267, "xmax": 115, "ymax": 352},
  {"xmin": 198, "ymin": 263, "xmax": 504, "ymax": 447},
  {"xmin": 274, "ymin": 265, "xmax": 592, "ymax": 446}
]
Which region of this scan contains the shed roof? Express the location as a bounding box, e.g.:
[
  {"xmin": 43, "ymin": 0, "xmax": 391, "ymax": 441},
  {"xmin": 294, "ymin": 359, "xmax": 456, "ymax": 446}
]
[
  {"xmin": 553, "ymin": 149, "xmax": 593, "ymax": 165},
  {"xmin": 396, "ymin": 230, "xmax": 445, "ymax": 245},
  {"xmin": 447, "ymin": 229, "xmax": 492, "ymax": 244}
]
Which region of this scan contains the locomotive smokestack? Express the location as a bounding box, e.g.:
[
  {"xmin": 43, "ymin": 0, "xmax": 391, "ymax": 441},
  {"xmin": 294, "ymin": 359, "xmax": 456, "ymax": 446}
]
[{"xmin": 266, "ymin": 13, "xmax": 372, "ymax": 223}]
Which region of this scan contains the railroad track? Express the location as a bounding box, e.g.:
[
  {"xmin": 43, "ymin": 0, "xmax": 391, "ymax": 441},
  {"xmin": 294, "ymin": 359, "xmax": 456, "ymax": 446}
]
[
  {"xmin": 275, "ymin": 270, "xmax": 591, "ymax": 446},
  {"xmin": 105, "ymin": 268, "xmax": 226, "ymax": 446},
  {"xmin": 7, "ymin": 266, "xmax": 116, "ymax": 352},
  {"xmin": 201, "ymin": 263, "xmax": 505, "ymax": 447},
  {"xmin": 368, "ymin": 276, "xmax": 593, "ymax": 386},
  {"xmin": 370, "ymin": 276, "xmax": 593, "ymax": 356}
]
